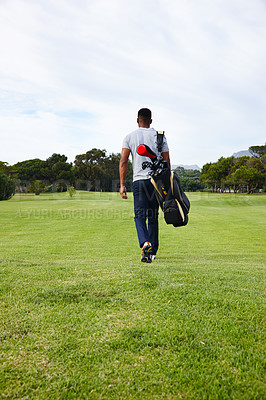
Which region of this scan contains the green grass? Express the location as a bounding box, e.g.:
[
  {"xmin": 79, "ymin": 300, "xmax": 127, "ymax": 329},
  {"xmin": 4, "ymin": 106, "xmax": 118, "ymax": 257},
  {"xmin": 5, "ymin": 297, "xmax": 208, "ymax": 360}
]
[{"xmin": 0, "ymin": 191, "xmax": 265, "ymax": 399}]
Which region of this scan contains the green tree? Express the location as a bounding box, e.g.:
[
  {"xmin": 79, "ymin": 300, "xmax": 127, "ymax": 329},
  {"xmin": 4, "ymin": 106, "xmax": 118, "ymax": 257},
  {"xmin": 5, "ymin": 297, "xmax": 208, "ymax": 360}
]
[
  {"xmin": 13, "ymin": 159, "xmax": 46, "ymax": 181},
  {"xmin": 231, "ymin": 156, "xmax": 250, "ymax": 172},
  {"xmin": 246, "ymin": 157, "xmax": 265, "ymax": 173},
  {"xmin": 102, "ymin": 152, "xmax": 120, "ymax": 192},
  {"xmin": 13, "ymin": 154, "xmax": 74, "ymax": 192},
  {"xmin": 74, "ymin": 149, "xmax": 107, "ymax": 190},
  {"xmin": 28, "ymin": 180, "xmax": 46, "ymax": 195},
  {"xmin": 200, "ymin": 156, "xmax": 249, "ymax": 192},
  {"xmin": 41, "ymin": 154, "xmax": 74, "ymax": 189},
  {"xmin": 175, "ymin": 167, "xmax": 204, "ymax": 191},
  {"xmin": 199, "ymin": 162, "xmax": 221, "ymax": 192},
  {"xmin": 229, "ymin": 166, "xmax": 263, "ymax": 194},
  {"xmin": 74, "ymin": 149, "xmax": 133, "ymax": 192},
  {"xmin": 0, "ymin": 161, "xmax": 15, "ymax": 176},
  {"xmin": 102, "ymin": 153, "xmax": 133, "ymax": 192},
  {"xmin": 0, "ymin": 171, "xmax": 15, "ymax": 200},
  {"xmin": 199, "ymin": 163, "xmax": 212, "ymax": 187}
]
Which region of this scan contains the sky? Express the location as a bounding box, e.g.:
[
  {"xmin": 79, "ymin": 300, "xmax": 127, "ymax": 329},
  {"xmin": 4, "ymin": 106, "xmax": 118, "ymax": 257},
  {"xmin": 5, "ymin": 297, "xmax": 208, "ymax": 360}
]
[{"xmin": 0, "ymin": 0, "xmax": 265, "ymax": 168}]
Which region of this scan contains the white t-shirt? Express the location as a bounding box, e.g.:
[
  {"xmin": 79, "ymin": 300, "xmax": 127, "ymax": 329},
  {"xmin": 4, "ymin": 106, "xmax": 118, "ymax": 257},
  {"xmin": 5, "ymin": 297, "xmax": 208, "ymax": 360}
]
[{"xmin": 122, "ymin": 127, "xmax": 169, "ymax": 182}]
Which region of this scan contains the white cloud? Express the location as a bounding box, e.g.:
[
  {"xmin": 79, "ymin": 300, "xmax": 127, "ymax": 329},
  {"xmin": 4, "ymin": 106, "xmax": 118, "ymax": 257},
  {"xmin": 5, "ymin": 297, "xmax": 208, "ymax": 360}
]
[{"xmin": 0, "ymin": 0, "xmax": 265, "ymax": 166}]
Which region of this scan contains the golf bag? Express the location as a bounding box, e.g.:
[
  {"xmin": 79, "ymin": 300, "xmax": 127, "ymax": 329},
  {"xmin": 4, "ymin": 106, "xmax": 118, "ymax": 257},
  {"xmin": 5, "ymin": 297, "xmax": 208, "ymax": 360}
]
[{"xmin": 137, "ymin": 132, "xmax": 190, "ymax": 227}]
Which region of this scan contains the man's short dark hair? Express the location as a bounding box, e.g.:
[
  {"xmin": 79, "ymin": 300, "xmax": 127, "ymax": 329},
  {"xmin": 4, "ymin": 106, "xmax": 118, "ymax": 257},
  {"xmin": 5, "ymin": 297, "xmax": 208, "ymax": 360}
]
[{"xmin": 138, "ymin": 108, "xmax": 152, "ymax": 122}]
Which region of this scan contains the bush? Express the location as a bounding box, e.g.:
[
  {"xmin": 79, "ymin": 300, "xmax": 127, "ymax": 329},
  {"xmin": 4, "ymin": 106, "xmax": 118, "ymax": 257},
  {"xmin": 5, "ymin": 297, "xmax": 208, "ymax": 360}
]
[
  {"xmin": 43, "ymin": 185, "xmax": 54, "ymax": 193},
  {"xmin": 0, "ymin": 171, "xmax": 15, "ymax": 200},
  {"xmin": 27, "ymin": 180, "xmax": 45, "ymax": 195},
  {"xmin": 68, "ymin": 186, "xmax": 76, "ymax": 197}
]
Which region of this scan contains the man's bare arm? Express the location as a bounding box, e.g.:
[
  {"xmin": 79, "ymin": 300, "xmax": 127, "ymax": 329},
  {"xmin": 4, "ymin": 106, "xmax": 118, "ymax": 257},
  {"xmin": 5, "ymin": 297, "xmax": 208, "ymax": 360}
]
[
  {"xmin": 119, "ymin": 148, "xmax": 130, "ymax": 199},
  {"xmin": 162, "ymin": 151, "xmax": 171, "ymax": 169}
]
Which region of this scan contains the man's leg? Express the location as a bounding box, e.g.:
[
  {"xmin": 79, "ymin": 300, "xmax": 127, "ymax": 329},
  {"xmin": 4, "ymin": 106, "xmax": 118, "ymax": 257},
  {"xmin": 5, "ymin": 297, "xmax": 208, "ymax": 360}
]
[
  {"xmin": 148, "ymin": 211, "xmax": 159, "ymax": 255},
  {"xmin": 147, "ymin": 182, "xmax": 159, "ymax": 255},
  {"xmin": 133, "ymin": 180, "xmax": 151, "ymax": 248}
]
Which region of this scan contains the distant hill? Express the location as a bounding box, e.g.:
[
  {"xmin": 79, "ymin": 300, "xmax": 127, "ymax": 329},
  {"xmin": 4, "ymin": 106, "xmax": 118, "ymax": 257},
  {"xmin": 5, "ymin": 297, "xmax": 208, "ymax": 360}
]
[
  {"xmin": 232, "ymin": 150, "xmax": 253, "ymax": 158},
  {"xmin": 172, "ymin": 164, "xmax": 201, "ymax": 171}
]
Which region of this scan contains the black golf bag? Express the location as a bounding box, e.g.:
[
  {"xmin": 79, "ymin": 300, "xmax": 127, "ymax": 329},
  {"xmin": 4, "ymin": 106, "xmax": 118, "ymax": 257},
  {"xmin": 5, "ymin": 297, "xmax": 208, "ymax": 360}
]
[{"xmin": 137, "ymin": 132, "xmax": 190, "ymax": 227}]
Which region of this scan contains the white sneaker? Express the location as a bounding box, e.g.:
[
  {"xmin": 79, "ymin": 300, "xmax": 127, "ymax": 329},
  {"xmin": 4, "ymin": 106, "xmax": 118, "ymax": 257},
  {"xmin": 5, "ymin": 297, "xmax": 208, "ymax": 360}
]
[{"xmin": 141, "ymin": 242, "xmax": 153, "ymax": 263}]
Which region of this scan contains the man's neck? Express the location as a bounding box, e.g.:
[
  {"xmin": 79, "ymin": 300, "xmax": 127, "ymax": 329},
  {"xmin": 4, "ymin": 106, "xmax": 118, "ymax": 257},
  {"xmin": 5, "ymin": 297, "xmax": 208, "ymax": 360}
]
[{"xmin": 138, "ymin": 124, "xmax": 150, "ymax": 128}]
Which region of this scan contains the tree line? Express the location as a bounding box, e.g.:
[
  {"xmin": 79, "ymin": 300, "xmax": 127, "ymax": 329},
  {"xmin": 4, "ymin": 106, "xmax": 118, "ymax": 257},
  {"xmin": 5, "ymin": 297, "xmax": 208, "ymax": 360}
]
[
  {"xmin": 199, "ymin": 145, "xmax": 265, "ymax": 193},
  {"xmin": 0, "ymin": 150, "xmax": 132, "ymax": 198},
  {"xmin": 174, "ymin": 167, "xmax": 205, "ymax": 192},
  {"xmin": 0, "ymin": 144, "xmax": 265, "ymax": 200}
]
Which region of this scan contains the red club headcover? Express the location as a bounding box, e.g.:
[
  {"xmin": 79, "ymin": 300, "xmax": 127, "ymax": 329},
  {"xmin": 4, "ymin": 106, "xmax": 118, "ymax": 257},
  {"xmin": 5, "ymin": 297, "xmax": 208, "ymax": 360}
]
[{"xmin": 137, "ymin": 144, "xmax": 157, "ymax": 159}]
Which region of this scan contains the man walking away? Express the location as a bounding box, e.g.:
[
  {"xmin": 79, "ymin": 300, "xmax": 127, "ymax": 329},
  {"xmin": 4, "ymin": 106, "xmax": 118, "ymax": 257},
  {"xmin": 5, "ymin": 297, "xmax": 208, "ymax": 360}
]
[{"xmin": 119, "ymin": 108, "xmax": 170, "ymax": 262}]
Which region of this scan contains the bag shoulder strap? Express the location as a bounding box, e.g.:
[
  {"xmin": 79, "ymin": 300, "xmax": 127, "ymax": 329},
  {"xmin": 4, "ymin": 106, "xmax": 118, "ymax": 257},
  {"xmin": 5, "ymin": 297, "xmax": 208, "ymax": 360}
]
[{"xmin": 156, "ymin": 131, "xmax": 165, "ymax": 154}]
